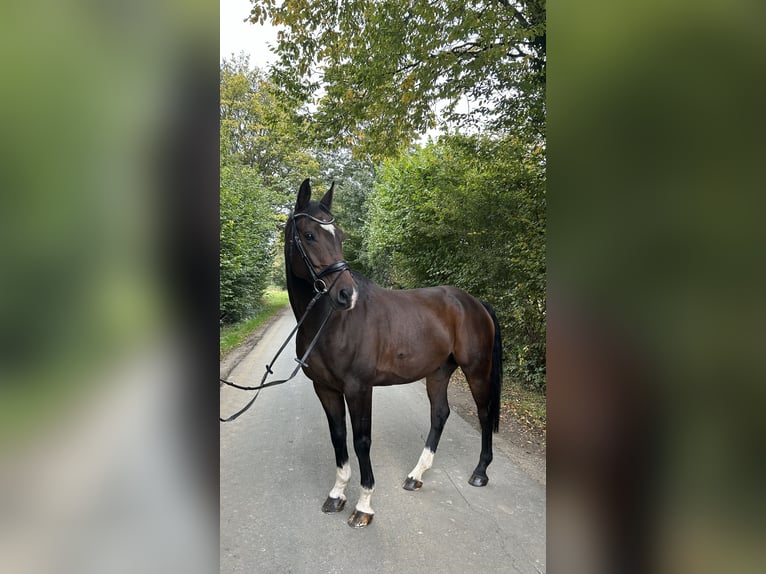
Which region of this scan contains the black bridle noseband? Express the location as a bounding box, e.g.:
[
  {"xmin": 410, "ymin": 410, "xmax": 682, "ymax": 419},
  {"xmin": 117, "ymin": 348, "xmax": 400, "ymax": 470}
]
[{"xmin": 289, "ymin": 210, "xmax": 350, "ymax": 294}]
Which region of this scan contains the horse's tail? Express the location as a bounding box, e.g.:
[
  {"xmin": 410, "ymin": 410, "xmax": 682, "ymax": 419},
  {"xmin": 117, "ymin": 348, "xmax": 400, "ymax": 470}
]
[{"xmin": 481, "ymin": 301, "xmax": 503, "ymax": 433}]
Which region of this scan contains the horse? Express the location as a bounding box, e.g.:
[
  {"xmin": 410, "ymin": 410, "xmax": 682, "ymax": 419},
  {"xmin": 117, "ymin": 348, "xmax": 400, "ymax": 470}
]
[{"xmin": 285, "ymin": 178, "xmax": 503, "ymax": 528}]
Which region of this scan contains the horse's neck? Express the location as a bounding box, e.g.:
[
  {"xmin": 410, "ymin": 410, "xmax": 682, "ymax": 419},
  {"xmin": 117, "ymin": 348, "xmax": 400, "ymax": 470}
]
[
  {"xmin": 286, "ymin": 271, "xmax": 310, "ymax": 315},
  {"xmin": 286, "ymin": 270, "xmax": 332, "ymax": 330}
]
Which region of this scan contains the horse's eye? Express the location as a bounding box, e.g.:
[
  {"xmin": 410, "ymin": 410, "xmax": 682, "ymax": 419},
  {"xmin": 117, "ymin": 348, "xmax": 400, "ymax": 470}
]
[{"xmin": 304, "ymin": 232, "xmax": 315, "ymax": 241}]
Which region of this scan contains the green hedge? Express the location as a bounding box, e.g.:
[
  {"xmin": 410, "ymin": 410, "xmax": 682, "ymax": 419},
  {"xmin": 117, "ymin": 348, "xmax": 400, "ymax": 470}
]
[
  {"xmin": 220, "ymin": 165, "xmax": 277, "ymax": 324},
  {"xmin": 363, "ymin": 134, "xmax": 546, "ymax": 391}
]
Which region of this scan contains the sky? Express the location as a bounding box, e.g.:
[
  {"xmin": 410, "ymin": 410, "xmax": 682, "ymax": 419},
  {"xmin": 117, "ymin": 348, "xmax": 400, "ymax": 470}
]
[{"xmin": 220, "ymin": 0, "xmax": 278, "ymax": 68}]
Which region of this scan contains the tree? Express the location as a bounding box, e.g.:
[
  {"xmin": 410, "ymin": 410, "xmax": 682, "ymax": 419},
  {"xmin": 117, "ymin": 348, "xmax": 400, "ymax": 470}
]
[
  {"xmin": 220, "ymin": 56, "xmax": 311, "ymax": 322},
  {"xmin": 220, "ymin": 53, "xmax": 320, "ymax": 198},
  {"xmin": 364, "ymin": 133, "xmax": 546, "ymax": 390},
  {"xmin": 314, "ymin": 148, "xmax": 377, "ymax": 274},
  {"xmin": 219, "ymin": 164, "xmax": 277, "ymax": 323},
  {"xmin": 248, "ymin": 0, "xmax": 546, "ymax": 158}
]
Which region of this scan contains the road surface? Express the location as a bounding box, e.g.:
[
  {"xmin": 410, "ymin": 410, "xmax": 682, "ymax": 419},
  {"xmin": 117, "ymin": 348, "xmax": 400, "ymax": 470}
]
[{"xmin": 221, "ymin": 309, "xmax": 545, "ymax": 573}]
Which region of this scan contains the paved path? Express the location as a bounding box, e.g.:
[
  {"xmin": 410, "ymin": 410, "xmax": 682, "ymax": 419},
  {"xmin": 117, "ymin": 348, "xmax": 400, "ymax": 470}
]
[{"xmin": 221, "ymin": 309, "xmax": 545, "ymax": 573}]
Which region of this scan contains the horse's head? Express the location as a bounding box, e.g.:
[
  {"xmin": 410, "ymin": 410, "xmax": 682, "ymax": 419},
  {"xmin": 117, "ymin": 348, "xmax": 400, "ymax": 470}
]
[{"xmin": 286, "ymin": 179, "xmax": 358, "ymax": 310}]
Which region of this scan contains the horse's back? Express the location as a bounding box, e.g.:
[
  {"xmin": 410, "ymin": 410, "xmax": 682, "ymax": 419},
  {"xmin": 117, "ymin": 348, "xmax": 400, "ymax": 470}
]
[{"xmin": 394, "ymin": 284, "xmax": 492, "ymax": 333}]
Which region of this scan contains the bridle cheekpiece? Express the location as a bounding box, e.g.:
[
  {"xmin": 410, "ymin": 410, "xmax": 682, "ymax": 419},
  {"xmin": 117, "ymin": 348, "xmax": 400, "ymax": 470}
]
[{"xmin": 290, "ymin": 210, "xmax": 350, "ymax": 294}]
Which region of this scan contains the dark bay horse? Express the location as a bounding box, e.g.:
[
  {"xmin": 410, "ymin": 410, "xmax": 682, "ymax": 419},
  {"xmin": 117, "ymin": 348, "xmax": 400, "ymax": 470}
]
[{"xmin": 286, "ymin": 179, "xmax": 503, "ymax": 528}]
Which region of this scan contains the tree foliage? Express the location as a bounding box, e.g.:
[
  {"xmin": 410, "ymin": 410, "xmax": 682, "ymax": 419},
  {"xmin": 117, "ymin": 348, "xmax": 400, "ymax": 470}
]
[
  {"xmin": 219, "ymin": 165, "xmax": 277, "ymax": 324},
  {"xmin": 220, "ymin": 53, "xmax": 320, "ymax": 197},
  {"xmin": 220, "ymin": 55, "xmax": 317, "ymax": 322},
  {"xmin": 314, "ymin": 148, "xmax": 377, "ymax": 274},
  {"xmin": 248, "ymin": 0, "xmax": 546, "ymax": 158},
  {"xmin": 364, "ymin": 134, "xmax": 546, "ymax": 390}
]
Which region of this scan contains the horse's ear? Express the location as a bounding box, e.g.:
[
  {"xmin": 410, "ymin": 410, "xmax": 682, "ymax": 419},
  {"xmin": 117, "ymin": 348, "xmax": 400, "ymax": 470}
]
[
  {"xmin": 320, "ymin": 181, "xmax": 335, "ymax": 211},
  {"xmin": 295, "ymin": 178, "xmax": 311, "ymax": 212}
]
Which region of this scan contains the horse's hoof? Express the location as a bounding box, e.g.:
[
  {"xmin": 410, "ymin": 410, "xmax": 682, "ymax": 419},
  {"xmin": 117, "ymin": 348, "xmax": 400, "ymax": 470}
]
[
  {"xmin": 347, "ymin": 509, "xmax": 374, "ymax": 528},
  {"xmin": 402, "ymin": 477, "xmax": 423, "ymax": 491},
  {"xmin": 322, "ymin": 496, "xmax": 346, "ymax": 513},
  {"xmin": 468, "ymin": 472, "xmax": 489, "ymax": 487}
]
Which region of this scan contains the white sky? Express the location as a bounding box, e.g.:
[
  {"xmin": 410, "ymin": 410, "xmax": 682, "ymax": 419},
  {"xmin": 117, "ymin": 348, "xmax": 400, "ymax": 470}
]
[{"xmin": 220, "ymin": 0, "xmax": 278, "ymax": 68}]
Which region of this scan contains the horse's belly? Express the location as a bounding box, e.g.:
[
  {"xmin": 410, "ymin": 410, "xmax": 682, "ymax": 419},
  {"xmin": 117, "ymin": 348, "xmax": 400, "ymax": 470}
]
[{"xmin": 370, "ymin": 350, "xmax": 447, "ymax": 386}]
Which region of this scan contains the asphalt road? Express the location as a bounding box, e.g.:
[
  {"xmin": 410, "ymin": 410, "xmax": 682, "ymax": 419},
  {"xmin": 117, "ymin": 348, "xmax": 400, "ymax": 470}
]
[{"xmin": 221, "ymin": 309, "xmax": 546, "ymax": 574}]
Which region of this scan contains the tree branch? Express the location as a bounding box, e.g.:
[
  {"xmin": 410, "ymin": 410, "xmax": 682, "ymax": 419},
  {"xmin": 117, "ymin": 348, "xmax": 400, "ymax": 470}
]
[{"xmin": 494, "ymin": 0, "xmax": 532, "ymax": 29}]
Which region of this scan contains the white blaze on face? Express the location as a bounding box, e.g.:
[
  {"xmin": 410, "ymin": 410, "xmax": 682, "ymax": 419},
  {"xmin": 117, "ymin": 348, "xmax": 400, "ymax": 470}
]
[
  {"xmin": 407, "ymin": 448, "xmax": 435, "ymax": 482},
  {"xmin": 329, "ymin": 462, "xmax": 351, "ymax": 500},
  {"xmin": 355, "ymin": 487, "xmax": 375, "ymax": 515},
  {"xmin": 320, "ymin": 223, "xmax": 336, "ymax": 238},
  {"xmin": 349, "ymin": 286, "xmax": 358, "ymax": 310}
]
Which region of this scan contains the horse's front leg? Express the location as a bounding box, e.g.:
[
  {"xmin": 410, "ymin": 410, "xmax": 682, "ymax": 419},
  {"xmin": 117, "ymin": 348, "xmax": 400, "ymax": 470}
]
[
  {"xmin": 313, "ymin": 383, "xmax": 350, "ymax": 513},
  {"xmin": 346, "ymin": 387, "xmax": 375, "ymax": 528},
  {"xmin": 404, "ymin": 363, "xmax": 455, "ymax": 491}
]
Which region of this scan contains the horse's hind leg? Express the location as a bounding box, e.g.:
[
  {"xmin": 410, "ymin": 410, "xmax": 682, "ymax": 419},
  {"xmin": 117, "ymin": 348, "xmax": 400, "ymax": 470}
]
[
  {"xmin": 403, "ymin": 361, "xmax": 457, "ymax": 491},
  {"xmin": 313, "ymin": 383, "xmax": 350, "ymax": 513},
  {"xmin": 464, "ymin": 370, "xmax": 494, "ymax": 486}
]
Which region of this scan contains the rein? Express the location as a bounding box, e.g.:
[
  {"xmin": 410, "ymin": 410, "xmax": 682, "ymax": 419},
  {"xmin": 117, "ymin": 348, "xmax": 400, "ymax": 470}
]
[
  {"xmin": 220, "ymin": 286, "xmax": 334, "ymax": 422},
  {"xmin": 219, "ymin": 210, "xmax": 348, "ymax": 423}
]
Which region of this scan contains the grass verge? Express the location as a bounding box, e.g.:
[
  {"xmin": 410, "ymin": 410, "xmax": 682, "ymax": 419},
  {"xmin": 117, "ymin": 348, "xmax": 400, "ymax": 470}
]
[
  {"xmin": 220, "ymin": 288, "xmax": 289, "ymax": 358},
  {"xmin": 451, "ymin": 368, "xmax": 546, "ymax": 435},
  {"xmin": 500, "ymin": 380, "xmax": 546, "ymax": 433}
]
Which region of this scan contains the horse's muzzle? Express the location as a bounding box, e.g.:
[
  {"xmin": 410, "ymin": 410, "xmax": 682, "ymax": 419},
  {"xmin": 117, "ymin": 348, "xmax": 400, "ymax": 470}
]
[
  {"xmin": 337, "ymin": 287, "xmax": 353, "ymax": 309},
  {"xmin": 331, "ymin": 272, "xmax": 357, "ymax": 311}
]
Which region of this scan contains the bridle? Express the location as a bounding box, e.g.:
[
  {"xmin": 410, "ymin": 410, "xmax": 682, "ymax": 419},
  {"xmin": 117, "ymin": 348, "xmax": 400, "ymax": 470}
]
[
  {"xmin": 220, "ymin": 209, "xmax": 350, "ymax": 423},
  {"xmin": 289, "ymin": 209, "xmax": 350, "ymax": 294}
]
